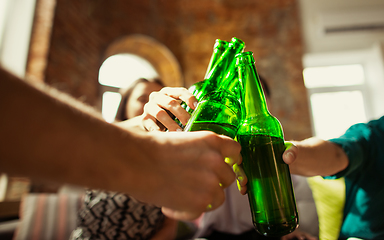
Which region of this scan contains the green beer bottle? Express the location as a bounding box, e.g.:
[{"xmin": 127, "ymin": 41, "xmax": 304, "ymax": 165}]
[
  {"xmin": 205, "ymin": 39, "xmax": 230, "ymax": 78},
  {"xmin": 183, "ymin": 43, "xmax": 244, "ymax": 138},
  {"xmin": 175, "ymin": 38, "xmax": 243, "ymax": 129},
  {"xmin": 193, "ymin": 39, "xmax": 229, "ymax": 93},
  {"xmin": 235, "ymin": 51, "xmax": 298, "ymax": 236},
  {"xmin": 183, "ymin": 86, "xmax": 241, "ymax": 139},
  {"xmin": 194, "ymin": 37, "xmax": 244, "ymax": 102},
  {"xmin": 184, "ymin": 39, "xmax": 229, "ymax": 113}
]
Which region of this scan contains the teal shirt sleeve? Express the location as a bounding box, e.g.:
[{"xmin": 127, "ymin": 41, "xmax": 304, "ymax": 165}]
[{"xmin": 326, "ymin": 116, "xmax": 384, "ymax": 179}]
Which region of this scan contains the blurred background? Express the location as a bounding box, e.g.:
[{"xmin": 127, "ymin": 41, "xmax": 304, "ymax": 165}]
[
  {"xmin": 2, "ymin": 0, "xmax": 384, "ymax": 140},
  {"xmin": 0, "ymin": 0, "xmax": 384, "ymax": 223}
]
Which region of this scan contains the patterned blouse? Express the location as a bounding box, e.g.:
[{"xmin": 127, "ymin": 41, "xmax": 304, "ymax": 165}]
[{"xmin": 70, "ymin": 190, "xmax": 164, "ymax": 240}]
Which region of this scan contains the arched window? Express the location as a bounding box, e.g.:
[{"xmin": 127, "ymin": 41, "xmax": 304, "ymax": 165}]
[{"xmin": 99, "ymin": 34, "xmax": 183, "ymax": 122}]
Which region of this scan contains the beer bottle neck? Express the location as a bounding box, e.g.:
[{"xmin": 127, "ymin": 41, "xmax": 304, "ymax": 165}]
[
  {"xmin": 205, "ymin": 40, "xmax": 244, "ymax": 80},
  {"xmin": 238, "ymin": 55, "xmax": 269, "ymax": 120},
  {"xmin": 204, "ymin": 40, "xmax": 229, "ymax": 79},
  {"xmin": 198, "ymin": 38, "xmax": 244, "ymax": 100}
]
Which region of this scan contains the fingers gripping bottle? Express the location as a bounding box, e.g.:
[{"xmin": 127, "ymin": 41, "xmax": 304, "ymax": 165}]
[{"xmin": 235, "ymin": 51, "xmax": 298, "ymax": 237}]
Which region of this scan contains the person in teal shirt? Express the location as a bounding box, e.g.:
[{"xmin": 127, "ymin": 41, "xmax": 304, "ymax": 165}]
[{"xmin": 285, "ymin": 116, "xmax": 384, "ymax": 239}]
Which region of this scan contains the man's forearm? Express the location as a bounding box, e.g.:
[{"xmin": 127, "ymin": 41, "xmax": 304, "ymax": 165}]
[
  {"xmin": 0, "ymin": 67, "xmax": 144, "ymax": 193},
  {"xmin": 289, "ymin": 137, "xmax": 349, "ymax": 177},
  {"xmin": 0, "ymin": 67, "xmax": 245, "ymax": 219}
]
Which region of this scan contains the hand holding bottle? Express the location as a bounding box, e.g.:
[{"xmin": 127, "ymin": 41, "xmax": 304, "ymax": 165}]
[
  {"xmin": 138, "ymin": 87, "xmax": 249, "ymax": 198},
  {"xmin": 141, "ymin": 130, "xmax": 241, "ymax": 220},
  {"xmin": 141, "ymin": 87, "xmax": 198, "ymax": 132},
  {"xmin": 236, "ymin": 142, "xmax": 302, "ymax": 196},
  {"xmin": 282, "ymin": 139, "xmax": 348, "ymax": 177}
]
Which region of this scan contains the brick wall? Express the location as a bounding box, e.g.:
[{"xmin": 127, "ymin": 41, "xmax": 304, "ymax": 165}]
[{"xmin": 27, "ymin": 0, "xmax": 311, "ymax": 140}]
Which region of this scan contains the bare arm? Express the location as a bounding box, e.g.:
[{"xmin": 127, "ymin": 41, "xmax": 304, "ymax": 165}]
[
  {"xmin": 0, "ymin": 68, "xmax": 241, "ymax": 220},
  {"xmin": 283, "ymin": 137, "xmax": 349, "ymax": 177}
]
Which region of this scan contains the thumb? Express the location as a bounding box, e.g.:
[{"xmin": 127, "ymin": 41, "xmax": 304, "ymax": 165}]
[{"xmin": 283, "ymin": 141, "xmax": 297, "ymax": 165}]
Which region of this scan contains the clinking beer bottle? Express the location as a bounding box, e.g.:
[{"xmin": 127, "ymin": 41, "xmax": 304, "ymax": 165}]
[
  {"xmin": 183, "ymin": 85, "xmax": 241, "ymax": 139},
  {"xmin": 183, "ymin": 39, "xmax": 229, "ymax": 114},
  {"xmin": 204, "ymin": 39, "xmax": 229, "ymax": 79},
  {"xmin": 183, "ymin": 42, "xmax": 244, "ymax": 139},
  {"xmin": 175, "ymin": 38, "xmax": 244, "ymax": 129},
  {"xmin": 194, "ymin": 37, "xmax": 244, "ymax": 102},
  {"xmin": 235, "ymin": 51, "xmax": 298, "ymax": 236}
]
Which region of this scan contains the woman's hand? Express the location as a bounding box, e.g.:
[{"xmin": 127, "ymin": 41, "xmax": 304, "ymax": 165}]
[{"xmin": 141, "ymin": 87, "xmax": 198, "ymax": 132}]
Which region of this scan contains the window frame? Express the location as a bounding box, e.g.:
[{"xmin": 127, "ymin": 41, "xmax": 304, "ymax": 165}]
[{"xmin": 302, "ymin": 45, "xmax": 384, "ymax": 137}]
